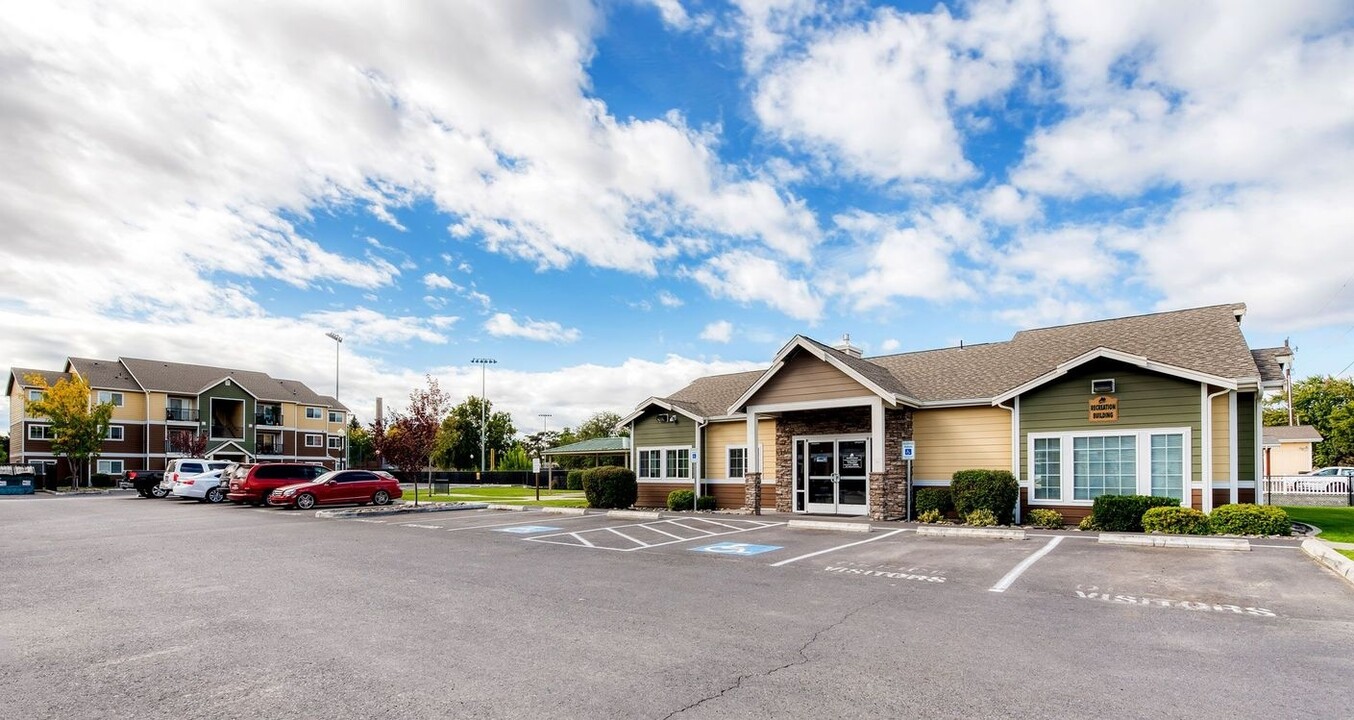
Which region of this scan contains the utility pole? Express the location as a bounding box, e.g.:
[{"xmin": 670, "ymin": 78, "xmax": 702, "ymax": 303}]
[
  {"xmin": 471, "ymin": 358, "xmax": 497, "ymax": 474},
  {"xmin": 325, "ymin": 332, "xmax": 343, "ymax": 469},
  {"xmin": 538, "ymin": 413, "xmax": 552, "ymax": 490}
]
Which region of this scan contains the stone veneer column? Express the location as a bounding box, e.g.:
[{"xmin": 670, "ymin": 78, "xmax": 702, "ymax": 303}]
[
  {"xmin": 744, "ymin": 472, "xmax": 762, "ymax": 515},
  {"xmin": 868, "ymin": 471, "xmax": 905, "ymax": 521}
]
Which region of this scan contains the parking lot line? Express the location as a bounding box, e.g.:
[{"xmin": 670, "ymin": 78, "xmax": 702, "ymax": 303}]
[
  {"xmin": 441, "ymin": 513, "xmax": 597, "ymax": 533},
  {"xmin": 988, "ymin": 536, "xmax": 1064, "ymax": 593},
  {"xmin": 768, "ymin": 528, "xmax": 908, "ymax": 567},
  {"xmin": 666, "ymin": 520, "xmax": 719, "ymax": 536},
  {"xmin": 606, "ymin": 527, "xmax": 647, "ymax": 545},
  {"xmin": 686, "ymin": 517, "xmax": 748, "ymax": 531},
  {"xmin": 641, "ymin": 524, "xmax": 688, "ymax": 540},
  {"xmin": 570, "ymin": 532, "xmax": 595, "ymax": 548},
  {"xmin": 528, "ymin": 519, "xmax": 784, "ymax": 552}
]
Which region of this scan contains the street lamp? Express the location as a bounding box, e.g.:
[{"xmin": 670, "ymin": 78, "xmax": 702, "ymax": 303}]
[
  {"xmin": 538, "ymin": 413, "xmax": 552, "ymax": 489},
  {"xmin": 470, "ymin": 357, "xmax": 497, "ymax": 474},
  {"xmin": 325, "ymin": 332, "xmax": 343, "ymax": 470}
]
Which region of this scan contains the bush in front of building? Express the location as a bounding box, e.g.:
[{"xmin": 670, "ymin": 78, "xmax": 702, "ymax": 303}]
[
  {"xmin": 1027, "ymin": 508, "xmax": 1065, "ymax": 529},
  {"xmin": 566, "ymin": 470, "xmax": 585, "ymax": 491},
  {"xmin": 964, "ymin": 508, "xmax": 997, "ymax": 527},
  {"xmin": 950, "ymin": 470, "xmax": 1018, "ymax": 525},
  {"xmin": 581, "ymin": 465, "xmax": 637, "ymax": 509},
  {"xmin": 1078, "ymin": 514, "xmax": 1099, "ymax": 531},
  {"xmin": 1090, "ymin": 494, "xmax": 1179, "ymax": 532},
  {"xmin": 89, "ymin": 473, "xmax": 118, "ymax": 488},
  {"xmin": 918, "ymin": 509, "xmax": 943, "ymax": 524},
  {"xmin": 1141, "ymin": 506, "xmax": 1211, "ymax": 535},
  {"xmin": 914, "ymin": 488, "xmax": 953, "ymax": 517},
  {"xmin": 667, "ymin": 489, "xmax": 695, "ymax": 510},
  {"xmin": 1208, "ymin": 504, "xmax": 1291, "ymax": 536}
]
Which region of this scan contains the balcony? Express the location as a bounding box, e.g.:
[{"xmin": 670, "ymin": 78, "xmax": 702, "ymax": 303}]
[
  {"xmin": 257, "ymin": 441, "xmax": 283, "ymax": 455},
  {"xmin": 166, "ymin": 407, "xmax": 200, "ymax": 422},
  {"xmin": 255, "ymin": 406, "xmax": 283, "ymax": 426},
  {"xmin": 210, "ymin": 424, "xmax": 243, "ymax": 440}
]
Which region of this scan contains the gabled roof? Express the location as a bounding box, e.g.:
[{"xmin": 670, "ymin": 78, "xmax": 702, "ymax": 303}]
[
  {"xmin": 1262, "ymin": 425, "xmax": 1322, "ymax": 444},
  {"xmin": 544, "ymin": 437, "xmax": 631, "ymax": 455},
  {"xmin": 118, "ymin": 357, "xmax": 338, "ymax": 406},
  {"xmin": 66, "ymin": 357, "xmax": 143, "ymax": 392},
  {"xmin": 6, "ymin": 367, "xmax": 71, "ymax": 396},
  {"xmin": 1250, "ymin": 347, "xmax": 1291, "ymax": 384},
  {"xmin": 665, "ymin": 370, "xmax": 766, "ymax": 417}
]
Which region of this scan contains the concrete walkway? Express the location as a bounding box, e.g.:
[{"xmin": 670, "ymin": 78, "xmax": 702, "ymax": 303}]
[{"xmin": 1322, "ymin": 540, "xmax": 1354, "ymax": 551}]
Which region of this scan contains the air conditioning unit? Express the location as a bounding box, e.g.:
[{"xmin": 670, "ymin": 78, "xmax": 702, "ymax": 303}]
[{"xmin": 1091, "ymin": 378, "xmax": 1116, "ymax": 394}]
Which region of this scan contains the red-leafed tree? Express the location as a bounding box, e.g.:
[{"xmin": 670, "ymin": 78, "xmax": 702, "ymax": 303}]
[
  {"xmin": 370, "ymin": 375, "xmax": 451, "ymax": 505},
  {"xmin": 168, "ymin": 430, "xmax": 209, "ymax": 458}
]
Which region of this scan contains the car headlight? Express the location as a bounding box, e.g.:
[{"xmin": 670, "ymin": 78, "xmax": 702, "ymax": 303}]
[{"xmin": 283, "ymin": 488, "xmax": 297, "ymax": 496}]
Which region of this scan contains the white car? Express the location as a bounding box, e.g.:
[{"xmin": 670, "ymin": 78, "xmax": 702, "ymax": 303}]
[
  {"xmin": 169, "ymin": 469, "xmax": 227, "ymax": 503},
  {"xmin": 157, "ymin": 459, "xmax": 230, "ymax": 496}
]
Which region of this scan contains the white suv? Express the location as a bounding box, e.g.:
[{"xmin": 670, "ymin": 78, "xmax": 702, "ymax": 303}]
[{"xmin": 157, "ymin": 459, "xmax": 230, "ymax": 496}]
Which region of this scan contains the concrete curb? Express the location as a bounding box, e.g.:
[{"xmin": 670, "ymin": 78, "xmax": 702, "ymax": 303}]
[
  {"xmin": 540, "ymin": 507, "xmax": 588, "ymax": 516},
  {"xmin": 786, "ymin": 519, "xmax": 872, "ymax": 533},
  {"xmin": 608, "ymin": 509, "xmax": 662, "ymax": 520},
  {"xmin": 1099, "ymin": 533, "xmax": 1249, "ymax": 551},
  {"xmin": 485, "ymin": 504, "xmax": 529, "ymax": 511},
  {"xmin": 315, "ymin": 502, "xmax": 488, "ymax": 519},
  {"xmin": 916, "ymin": 526, "xmax": 1025, "ymax": 540},
  {"xmin": 1301, "ymin": 539, "xmax": 1354, "ymax": 587}
]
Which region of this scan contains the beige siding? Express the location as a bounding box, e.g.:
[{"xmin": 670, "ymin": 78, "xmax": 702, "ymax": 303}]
[
  {"xmin": 1270, "ymin": 442, "xmax": 1313, "ymax": 475},
  {"xmin": 1211, "ymin": 393, "xmax": 1230, "ymax": 482},
  {"xmin": 105, "ymin": 389, "xmax": 146, "ymax": 421},
  {"xmin": 295, "ymin": 403, "xmax": 328, "ymax": 431},
  {"xmin": 10, "ymin": 386, "xmax": 24, "ymax": 425},
  {"xmin": 752, "ymin": 352, "xmax": 869, "ymax": 405},
  {"xmin": 703, "ymin": 418, "xmax": 776, "ymax": 480},
  {"xmin": 911, "ymin": 406, "xmax": 1012, "ymax": 482},
  {"xmin": 147, "ymin": 393, "xmax": 168, "ymax": 421}
]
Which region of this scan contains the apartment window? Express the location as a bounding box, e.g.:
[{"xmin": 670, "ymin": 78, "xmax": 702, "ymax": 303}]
[
  {"xmin": 1032, "ymin": 437, "xmax": 1061, "ymax": 501},
  {"xmin": 28, "ymin": 425, "xmax": 55, "ymax": 440},
  {"xmin": 727, "ymin": 446, "xmax": 747, "ymax": 479},
  {"xmin": 1073, "ymin": 435, "xmax": 1137, "ymax": 500},
  {"xmin": 664, "ymin": 449, "xmax": 690, "ymax": 479},
  {"xmin": 27, "ymin": 389, "xmax": 44, "ymax": 402},
  {"xmin": 305, "ymin": 407, "xmax": 323, "ymax": 419},
  {"xmin": 106, "ymin": 425, "xmax": 125, "ymax": 441},
  {"xmin": 327, "ymin": 436, "xmax": 343, "ymax": 449},
  {"xmin": 1150, "ymin": 434, "xmax": 1185, "ymax": 501},
  {"xmin": 637, "ymin": 447, "xmax": 694, "ymax": 480},
  {"xmin": 97, "ymin": 391, "xmax": 124, "ymax": 407},
  {"xmin": 638, "ymin": 450, "xmax": 661, "ymax": 479},
  {"xmin": 1029, "ymin": 429, "xmax": 1189, "ymax": 505},
  {"xmin": 328, "ymin": 411, "xmax": 343, "ymax": 423},
  {"xmin": 96, "ymin": 459, "xmax": 124, "ymax": 475},
  {"xmin": 305, "ymin": 434, "xmax": 323, "ymax": 447}
]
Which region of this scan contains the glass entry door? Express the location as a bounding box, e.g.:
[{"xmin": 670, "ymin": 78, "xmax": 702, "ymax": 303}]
[{"xmin": 798, "ymin": 437, "xmax": 869, "ymax": 516}]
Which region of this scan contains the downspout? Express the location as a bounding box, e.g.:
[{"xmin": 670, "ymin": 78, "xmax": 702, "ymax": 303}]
[
  {"xmin": 996, "ymin": 398, "xmax": 1019, "ymax": 524},
  {"xmin": 1202, "ymin": 385, "xmax": 1229, "ymax": 513},
  {"xmin": 694, "ymin": 416, "xmax": 707, "ymax": 511}
]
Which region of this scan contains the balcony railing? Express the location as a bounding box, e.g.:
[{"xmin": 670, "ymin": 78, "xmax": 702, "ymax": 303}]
[
  {"xmin": 166, "ymin": 407, "xmax": 199, "ymax": 422},
  {"xmin": 255, "ymin": 411, "xmax": 283, "ymax": 426},
  {"xmin": 211, "ymin": 424, "xmax": 243, "ymax": 439},
  {"xmin": 257, "ymin": 443, "xmax": 282, "ymax": 455}
]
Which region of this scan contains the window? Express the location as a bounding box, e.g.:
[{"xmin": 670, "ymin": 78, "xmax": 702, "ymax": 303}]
[
  {"xmin": 97, "ymin": 391, "xmax": 124, "ymax": 407},
  {"xmin": 638, "ymin": 450, "xmax": 661, "ymax": 479},
  {"xmin": 665, "ymin": 449, "xmax": 690, "ymax": 479},
  {"xmin": 327, "ymin": 436, "xmax": 343, "ymax": 449},
  {"xmin": 27, "ymin": 389, "xmax": 44, "ymax": 402},
  {"xmin": 106, "ymin": 425, "xmax": 125, "ymax": 441},
  {"xmin": 1032, "ymin": 437, "xmax": 1061, "ymax": 501},
  {"xmin": 306, "ymin": 407, "xmax": 322, "ymax": 419},
  {"xmin": 1073, "ymin": 435, "xmax": 1137, "ymax": 500},
  {"xmin": 727, "ymin": 446, "xmax": 747, "ymax": 479},
  {"xmin": 328, "ymin": 411, "xmax": 343, "ymax": 423},
  {"xmin": 28, "ymin": 425, "xmax": 54, "ymax": 440},
  {"xmin": 305, "ymin": 434, "xmax": 323, "ymax": 447},
  {"xmin": 1150, "ymin": 434, "xmax": 1184, "ymax": 500},
  {"xmin": 96, "ymin": 459, "xmax": 124, "ymax": 475}
]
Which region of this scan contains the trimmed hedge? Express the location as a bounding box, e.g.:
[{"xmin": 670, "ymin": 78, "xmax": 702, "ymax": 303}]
[
  {"xmin": 1142, "ymin": 506, "xmax": 1211, "ymax": 535},
  {"xmin": 581, "ymin": 465, "xmax": 637, "ymax": 509},
  {"xmin": 914, "ymin": 488, "xmax": 953, "ymax": 516},
  {"xmin": 665, "ymin": 489, "xmax": 717, "ymax": 511},
  {"xmin": 90, "ymin": 473, "xmax": 118, "ymax": 488},
  {"xmin": 1090, "ymin": 495, "xmax": 1180, "ymax": 532},
  {"xmin": 1027, "ymin": 508, "xmax": 1064, "ymax": 529},
  {"xmin": 1209, "ymin": 504, "xmax": 1291, "ymax": 536},
  {"xmin": 565, "ymin": 470, "xmax": 585, "ymax": 491},
  {"xmin": 951, "ymin": 470, "xmax": 1018, "ymax": 525}
]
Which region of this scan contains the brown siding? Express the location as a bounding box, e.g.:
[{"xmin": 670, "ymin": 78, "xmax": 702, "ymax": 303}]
[
  {"xmin": 1238, "ymin": 488, "xmax": 1255, "ymax": 504},
  {"xmin": 637, "ymin": 482, "xmax": 688, "ymax": 508},
  {"xmin": 1212, "ymin": 489, "xmax": 1233, "ymax": 508},
  {"xmin": 752, "ymin": 351, "xmax": 871, "ymax": 405},
  {"xmin": 707, "ymin": 484, "xmax": 745, "ymax": 510},
  {"xmin": 1018, "ymin": 488, "xmax": 1089, "ymax": 524},
  {"xmin": 1191, "ymin": 488, "xmax": 1203, "ymax": 511},
  {"xmin": 102, "ymin": 424, "xmax": 144, "ymax": 454},
  {"xmin": 911, "ymin": 406, "xmax": 1011, "ymax": 482},
  {"xmin": 149, "ymin": 425, "xmax": 167, "ymax": 454}
]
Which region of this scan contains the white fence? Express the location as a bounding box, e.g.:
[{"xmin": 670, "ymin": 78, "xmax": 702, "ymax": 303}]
[{"xmin": 1262, "ymin": 476, "xmax": 1350, "ymax": 496}]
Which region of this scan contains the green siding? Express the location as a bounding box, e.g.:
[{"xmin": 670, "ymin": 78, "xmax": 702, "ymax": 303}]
[
  {"xmin": 1019, "ymin": 360, "xmax": 1202, "ymax": 481},
  {"xmin": 1237, "ymin": 392, "xmax": 1256, "ymax": 481},
  {"xmin": 632, "ymin": 410, "xmax": 697, "ymax": 448},
  {"xmin": 200, "ymin": 379, "xmax": 255, "ymax": 453}
]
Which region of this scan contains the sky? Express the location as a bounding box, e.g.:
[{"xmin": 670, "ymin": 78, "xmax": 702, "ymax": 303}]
[{"xmin": 2, "ymin": 0, "xmax": 1352, "ymax": 435}]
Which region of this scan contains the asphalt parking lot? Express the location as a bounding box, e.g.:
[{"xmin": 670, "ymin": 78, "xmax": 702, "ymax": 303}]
[{"xmin": 3, "ymin": 494, "xmax": 1352, "ymax": 719}]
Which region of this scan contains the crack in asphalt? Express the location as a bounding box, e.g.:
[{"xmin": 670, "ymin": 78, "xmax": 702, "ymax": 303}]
[{"xmin": 661, "ymin": 599, "xmax": 885, "ymax": 719}]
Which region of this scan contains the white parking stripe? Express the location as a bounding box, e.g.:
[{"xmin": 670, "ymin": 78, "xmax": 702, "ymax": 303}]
[
  {"xmin": 642, "ymin": 524, "xmax": 688, "ymax": 540},
  {"xmin": 606, "ymin": 527, "xmax": 650, "ymax": 547},
  {"xmin": 443, "ymin": 514, "xmax": 596, "ymax": 532},
  {"xmin": 687, "ymin": 517, "xmax": 746, "ymax": 531},
  {"xmin": 989, "ymin": 536, "xmax": 1063, "ymax": 593},
  {"xmin": 769, "ymin": 528, "xmax": 908, "ymax": 567},
  {"xmin": 570, "ymin": 532, "xmax": 594, "ymax": 548},
  {"xmin": 665, "ymin": 521, "xmax": 719, "ymax": 536}
]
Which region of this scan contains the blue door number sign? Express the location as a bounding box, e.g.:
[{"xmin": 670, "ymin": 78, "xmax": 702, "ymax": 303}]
[
  {"xmin": 495, "ymin": 525, "xmax": 562, "ymax": 534},
  {"xmin": 691, "ymin": 542, "xmax": 782, "ymax": 556}
]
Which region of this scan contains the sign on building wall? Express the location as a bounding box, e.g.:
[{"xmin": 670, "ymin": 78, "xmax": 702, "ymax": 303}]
[{"xmin": 1089, "ymin": 395, "xmax": 1119, "ymax": 422}]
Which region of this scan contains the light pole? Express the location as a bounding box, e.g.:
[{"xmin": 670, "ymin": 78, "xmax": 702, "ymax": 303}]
[
  {"xmin": 538, "ymin": 413, "xmax": 552, "ymax": 489},
  {"xmin": 325, "ymin": 332, "xmax": 343, "ymax": 470},
  {"xmin": 470, "ymin": 357, "xmax": 497, "ymax": 474}
]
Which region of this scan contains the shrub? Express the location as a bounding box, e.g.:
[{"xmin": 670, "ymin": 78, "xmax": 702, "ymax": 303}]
[
  {"xmin": 697, "ymin": 495, "xmax": 716, "ymax": 511},
  {"xmin": 1090, "ymin": 495, "xmax": 1179, "ymax": 532},
  {"xmin": 950, "ymin": 470, "xmax": 1019, "ymax": 525},
  {"xmin": 565, "ymin": 470, "xmax": 585, "ymax": 491},
  {"xmin": 1142, "ymin": 506, "xmax": 1211, "ymax": 535},
  {"xmin": 89, "ymin": 473, "xmax": 117, "ymax": 488},
  {"xmin": 1209, "ymin": 504, "xmax": 1291, "ymax": 536},
  {"xmin": 918, "ymin": 509, "xmax": 943, "ymax": 524},
  {"xmin": 581, "ymin": 466, "xmax": 637, "ymax": 509},
  {"xmin": 914, "ymin": 488, "xmax": 953, "ymax": 516},
  {"xmin": 667, "ymin": 489, "xmax": 694, "ymax": 510},
  {"xmin": 1078, "ymin": 515, "xmax": 1099, "ymax": 531},
  {"xmin": 965, "ymin": 508, "xmax": 997, "ymax": 527},
  {"xmin": 1027, "ymin": 508, "xmax": 1064, "ymax": 529}
]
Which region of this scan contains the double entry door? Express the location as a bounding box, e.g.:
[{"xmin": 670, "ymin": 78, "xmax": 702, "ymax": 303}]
[{"xmin": 794, "ymin": 436, "xmax": 870, "ymax": 516}]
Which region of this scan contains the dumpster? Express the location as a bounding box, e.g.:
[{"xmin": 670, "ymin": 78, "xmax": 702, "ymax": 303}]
[{"xmin": 0, "ymin": 464, "xmax": 37, "ymax": 495}]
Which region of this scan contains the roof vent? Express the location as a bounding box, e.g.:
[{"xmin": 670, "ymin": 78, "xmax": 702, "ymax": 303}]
[{"xmin": 834, "ymin": 333, "xmax": 863, "ymax": 358}]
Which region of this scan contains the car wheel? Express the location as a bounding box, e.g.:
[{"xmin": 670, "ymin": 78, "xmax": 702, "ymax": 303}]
[
  {"xmin": 136, "ymin": 489, "xmax": 149, "ymax": 498},
  {"xmin": 150, "ymin": 486, "xmax": 169, "ymax": 499},
  {"xmin": 295, "ymin": 493, "xmax": 316, "ymax": 510},
  {"xmin": 373, "ymin": 490, "xmax": 390, "ymax": 506},
  {"xmin": 205, "ymin": 487, "xmax": 225, "ymax": 504}
]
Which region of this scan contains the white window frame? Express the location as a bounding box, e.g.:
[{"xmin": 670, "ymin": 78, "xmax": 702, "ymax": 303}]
[
  {"xmin": 27, "ymin": 389, "xmax": 44, "ymax": 402},
  {"xmin": 29, "ymin": 424, "xmax": 54, "ymax": 440},
  {"xmin": 305, "ymin": 433, "xmax": 323, "ymax": 447},
  {"xmin": 1026, "ymin": 427, "xmax": 1192, "ymax": 507},
  {"xmin": 97, "ymin": 391, "xmax": 124, "ymax": 407},
  {"xmin": 328, "ymin": 411, "xmax": 343, "ymax": 423},
  {"xmin": 327, "ymin": 435, "xmax": 343, "ymax": 449},
  {"xmin": 96, "ymin": 459, "xmax": 124, "ymax": 475},
  {"xmin": 726, "ymin": 445, "xmax": 748, "ymax": 480},
  {"xmin": 305, "ymin": 407, "xmax": 323, "ymax": 420},
  {"xmin": 637, "ymin": 449, "xmax": 663, "ymax": 479},
  {"xmin": 106, "ymin": 425, "xmax": 124, "ymax": 441},
  {"xmin": 635, "ymin": 445, "xmax": 693, "ymax": 482}
]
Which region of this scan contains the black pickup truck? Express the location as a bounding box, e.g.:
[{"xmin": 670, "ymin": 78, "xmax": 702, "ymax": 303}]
[{"xmin": 121, "ymin": 469, "xmax": 167, "ymax": 498}]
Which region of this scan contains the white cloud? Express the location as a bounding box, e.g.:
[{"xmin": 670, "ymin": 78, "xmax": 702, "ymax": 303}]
[
  {"xmin": 700, "ymin": 320, "xmax": 734, "ymax": 343},
  {"xmin": 423, "ymin": 273, "xmax": 457, "ymax": 290},
  {"xmin": 980, "ymin": 184, "xmax": 1041, "ymax": 225},
  {"xmin": 484, "ymin": 313, "xmax": 581, "ymax": 343},
  {"xmin": 832, "ymin": 208, "xmax": 979, "ymax": 311},
  {"xmin": 690, "ymin": 251, "xmax": 823, "ymax": 322},
  {"xmin": 879, "ymin": 338, "xmax": 900, "ymax": 352},
  {"xmin": 657, "ymin": 290, "xmax": 684, "ymax": 308}
]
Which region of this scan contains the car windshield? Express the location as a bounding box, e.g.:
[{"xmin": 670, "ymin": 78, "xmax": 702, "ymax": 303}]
[{"xmin": 312, "ymin": 471, "xmax": 340, "ymax": 484}]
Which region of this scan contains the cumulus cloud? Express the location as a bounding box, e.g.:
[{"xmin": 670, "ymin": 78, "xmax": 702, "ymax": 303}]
[
  {"xmin": 657, "ymin": 290, "xmax": 684, "ymax": 308},
  {"xmin": 690, "ymin": 251, "xmax": 823, "ymax": 322},
  {"xmin": 484, "ymin": 313, "xmax": 581, "ymax": 343},
  {"xmin": 700, "ymin": 320, "xmax": 734, "ymax": 343},
  {"xmin": 832, "ymin": 207, "xmax": 980, "ymax": 310},
  {"xmin": 423, "ymin": 273, "xmax": 457, "ymax": 291}
]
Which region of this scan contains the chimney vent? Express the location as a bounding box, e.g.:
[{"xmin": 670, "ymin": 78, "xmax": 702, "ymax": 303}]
[{"xmin": 834, "ymin": 333, "xmax": 863, "ymax": 358}]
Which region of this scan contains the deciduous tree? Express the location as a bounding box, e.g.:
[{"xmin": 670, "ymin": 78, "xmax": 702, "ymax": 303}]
[
  {"xmin": 1275, "ymin": 375, "xmax": 1354, "ymax": 466},
  {"xmin": 24, "ymin": 373, "xmax": 113, "ymax": 489},
  {"xmin": 435, "ymin": 396, "xmax": 516, "ymax": 470},
  {"xmin": 575, "ymin": 411, "xmax": 628, "ymax": 440},
  {"xmin": 371, "ymin": 376, "xmax": 451, "ymax": 504}
]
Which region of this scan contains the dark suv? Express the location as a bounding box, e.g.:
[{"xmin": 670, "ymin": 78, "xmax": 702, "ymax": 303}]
[{"xmin": 226, "ymin": 463, "xmax": 326, "ymax": 506}]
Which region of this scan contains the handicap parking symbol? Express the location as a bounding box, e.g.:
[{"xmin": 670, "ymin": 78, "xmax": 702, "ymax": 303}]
[
  {"xmin": 691, "ymin": 542, "xmax": 782, "ymax": 556},
  {"xmin": 495, "ymin": 525, "xmax": 562, "ymax": 534}
]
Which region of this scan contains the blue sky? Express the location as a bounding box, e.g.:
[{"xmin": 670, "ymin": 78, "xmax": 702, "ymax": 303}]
[{"xmin": 2, "ymin": 0, "xmax": 1352, "ymax": 433}]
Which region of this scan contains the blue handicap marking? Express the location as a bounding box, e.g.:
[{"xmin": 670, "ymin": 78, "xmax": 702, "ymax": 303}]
[
  {"xmin": 495, "ymin": 525, "xmax": 562, "ymax": 534},
  {"xmin": 691, "ymin": 542, "xmax": 782, "ymax": 556}
]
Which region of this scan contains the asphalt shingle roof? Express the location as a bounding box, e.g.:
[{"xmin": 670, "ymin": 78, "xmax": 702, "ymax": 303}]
[
  {"xmin": 1262, "ymin": 425, "xmax": 1323, "ymax": 443},
  {"xmin": 67, "ymin": 357, "xmax": 143, "ymax": 391},
  {"xmin": 665, "ymin": 370, "xmax": 766, "ymax": 417},
  {"xmin": 1250, "ymin": 347, "xmax": 1290, "ymax": 384}
]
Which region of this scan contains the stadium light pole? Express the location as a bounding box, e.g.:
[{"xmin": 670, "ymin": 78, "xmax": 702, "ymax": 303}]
[
  {"xmin": 325, "ymin": 332, "xmax": 344, "ymax": 470},
  {"xmin": 471, "ymin": 358, "xmax": 497, "ymax": 474}
]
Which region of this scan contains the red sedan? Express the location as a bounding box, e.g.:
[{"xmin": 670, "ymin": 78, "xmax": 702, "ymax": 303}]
[{"xmin": 267, "ymin": 469, "xmax": 402, "ymax": 510}]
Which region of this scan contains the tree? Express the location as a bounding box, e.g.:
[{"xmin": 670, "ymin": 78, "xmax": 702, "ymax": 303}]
[
  {"xmin": 371, "ymin": 376, "xmax": 452, "ymax": 504},
  {"xmin": 435, "ymin": 396, "xmax": 516, "ymax": 470},
  {"xmin": 520, "ymin": 430, "xmax": 560, "ymax": 460},
  {"xmin": 0, "ymin": 434, "xmax": 8, "ymax": 464},
  {"xmin": 167, "ymin": 429, "xmax": 208, "ymax": 457},
  {"xmin": 1282, "ymin": 375, "xmax": 1354, "ymax": 466},
  {"xmin": 347, "ymin": 417, "xmax": 374, "ymax": 467},
  {"xmin": 498, "ymin": 443, "xmax": 532, "ymax": 471},
  {"xmin": 576, "ymin": 411, "xmax": 629, "ymax": 440},
  {"xmin": 24, "ymin": 373, "xmax": 113, "ymax": 489}
]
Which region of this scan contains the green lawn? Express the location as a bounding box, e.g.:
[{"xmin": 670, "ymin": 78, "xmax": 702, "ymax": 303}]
[
  {"xmin": 1340, "ymin": 550, "xmax": 1354, "ymax": 562},
  {"xmin": 1280, "ymin": 506, "xmax": 1354, "ymax": 543},
  {"xmin": 399, "ymin": 485, "xmax": 588, "ymax": 508}
]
